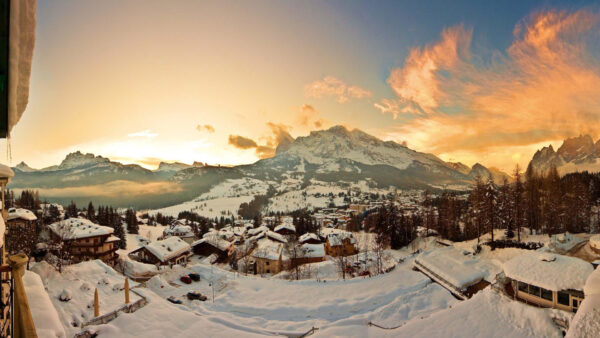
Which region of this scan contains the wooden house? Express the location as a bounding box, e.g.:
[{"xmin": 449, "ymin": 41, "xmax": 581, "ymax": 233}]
[
  {"xmin": 191, "ymin": 235, "xmax": 233, "ymax": 262},
  {"xmin": 129, "ymin": 236, "xmax": 190, "ymax": 267},
  {"xmin": 324, "ymin": 232, "xmax": 357, "ymax": 257},
  {"xmin": 48, "ymin": 218, "xmax": 120, "ymax": 265}
]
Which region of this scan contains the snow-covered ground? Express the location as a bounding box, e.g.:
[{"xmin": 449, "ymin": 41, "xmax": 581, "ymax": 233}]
[
  {"xmin": 23, "ymin": 230, "xmax": 588, "ymax": 337},
  {"xmin": 30, "ymin": 260, "xmax": 141, "ymax": 337}
]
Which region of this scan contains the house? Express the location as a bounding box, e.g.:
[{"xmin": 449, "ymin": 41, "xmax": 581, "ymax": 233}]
[
  {"xmin": 163, "ymin": 223, "xmax": 195, "ymax": 244},
  {"xmin": 414, "ymin": 246, "xmax": 495, "ymax": 300},
  {"xmin": 324, "ymin": 232, "xmax": 357, "ymax": 257},
  {"xmin": 6, "ymin": 208, "xmax": 37, "ymax": 226},
  {"xmin": 291, "ymin": 243, "xmax": 325, "ymax": 267},
  {"xmin": 48, "ymin": 218, "xmax": 119, "ymax": 265},
  {"xmin": 5, "ymin": 208, "xmax": 38, "ymax": 255},
  {"xmin": 191, "ymin": 236, "xmax": 233, "ymax": 262},
  {"xmin": 129, "ymin": 236, "xmax": 191, "ymax": 267},
  {"xmin": 274, "ymin": 222, "xmax": 296, "ymax": 236},
  {"xmin": 250, "ymin": 238, "xmax": 288, "ymax": 275},
  {"xmin": 298, "ymin": 232, "xmax": 321, "ymax": 244},
  {"xmin": 504, "ymin": 252, "xmax": 594, "ymax": 312}
]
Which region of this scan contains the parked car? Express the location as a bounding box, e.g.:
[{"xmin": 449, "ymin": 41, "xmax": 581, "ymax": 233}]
[
  {"xmin": 187, "ymin": 291, "xmax": 207, "ymax": 301},
  {"xmin": 188, "ymin": 273, "xmax": 201, "ymax": 281},
  {"xmin": 180, "ymin": 275, "xmax": 192, "ymax": 284},
  {"xmin": 167, "ymin": 296, "xmax": 182, "ymax": 304}
]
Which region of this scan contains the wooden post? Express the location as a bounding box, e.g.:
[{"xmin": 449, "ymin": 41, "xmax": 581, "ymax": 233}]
[
  {"xmin": 94, "ymin": 288, "xmax": 99, "ymax": 317},
  {"xmin": 124, "ymin": 278, "xmax": 130, "ymax": 304}
]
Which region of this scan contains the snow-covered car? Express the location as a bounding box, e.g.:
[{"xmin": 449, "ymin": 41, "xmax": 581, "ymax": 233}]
[
  {"xmin": 167, "ymin": 296, "xmax": 182, "ymax": 304},
  {"xmin": 188, "ymin": 273, "xmax": 201, "ymax": 281},
  {"xmin": 186, "ymin": 291, "xmax": 207, "ymax": 301},
  {"xmin": 180, "ymin": 275, "xmax": 192, "ymax": 284}
]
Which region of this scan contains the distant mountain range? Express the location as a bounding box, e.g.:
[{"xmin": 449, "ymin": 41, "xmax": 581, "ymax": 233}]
[
  {"xmin": 529, "ymin": 135, "xmax": 600, "ymax": 175},
  {"xmin": 9, "ymin": 126, "xmax": 509, "ymax": 209}
]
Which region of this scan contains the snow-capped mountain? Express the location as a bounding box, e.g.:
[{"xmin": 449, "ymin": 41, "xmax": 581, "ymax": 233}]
[
  {"xmin": 14, "ymin": 161, "xmax": 35, "ymax": 172},
  {"xmin": 529, "ymin": 135, "xmax": 600, "ymax": 175},
  {"xmin": 9, "ymin": 126, "xmax": 505, "ymax": 208},
  {"xmin": 281, "ymin": 125, "xmax": 448, "ymax": 171}
]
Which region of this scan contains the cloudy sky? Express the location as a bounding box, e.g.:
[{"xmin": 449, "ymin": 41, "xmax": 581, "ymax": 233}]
[{"xmin": 4, "ymin": 0, "xmax": 600, "ymax": 172}]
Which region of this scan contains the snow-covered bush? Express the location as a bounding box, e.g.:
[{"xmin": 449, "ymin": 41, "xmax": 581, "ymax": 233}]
[{"xmin": 58, "ymin": 289, "xmax": 72, "ymax": 302}]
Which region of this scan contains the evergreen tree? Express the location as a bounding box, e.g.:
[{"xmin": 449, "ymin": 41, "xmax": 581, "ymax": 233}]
[{"xmin": 87, "ymin": 201, "xmax": 96, "ymax": 222}]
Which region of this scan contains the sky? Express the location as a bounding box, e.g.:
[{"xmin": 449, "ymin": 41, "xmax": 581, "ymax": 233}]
[{"xmin": 3, "ymin": 0, "xmax": 600, "ymax": 172}]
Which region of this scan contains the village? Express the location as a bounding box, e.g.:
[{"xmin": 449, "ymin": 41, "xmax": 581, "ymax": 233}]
[{"xmin": 1, "ymin": 164, "xmax": 600, "ymax": 337}]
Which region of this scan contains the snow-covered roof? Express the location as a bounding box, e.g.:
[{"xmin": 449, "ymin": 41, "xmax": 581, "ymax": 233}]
[
  {"xmin": 252, "ymin": 239, "xmax": 284, "ymax": 261},
  {"xmin": 164, "ymin": 224, "xmax": 193, "ymax": 236},
  {"xmin": 415, "ymin": 247, "xmax": 492, "ymax": 289},
  {"xmin": 248, "ymin": 225, "xmax": 268, "ymax": 236},
  {"xmin": 106, "ymin": 235, "xmax": 120, "ymax": 243},
  {"xmin": 48, "ymin": 218, "xmax": 114, "ymax": 240},
  {"xmin": 265, "ymin": 230, "xmax": 287, "ymax": 243},
  {"xmin": 298, "ymin": 232, "xmax": 320, "ymax": 244},
  {"xmin": 274, "ymin": 223, "xmax": 296, "ymax": 233},
  {"xmin": 326, "ymin": 232, "xmax": 356, "ymax": 246},
  {"xmin": 504, "ymin": 252, "xmax": 593, "ymax": 291},
  {"xmin": 143, "ymin": 237, "xmax": 191, "ymax": 263},
  {"xmin": 7, "ymin": 208, "xmax": 37, "ymax": 221},
  {"xmin": 192, "ymin": 235, "xmax": 232, "ymax": 252},
  {"xmin": 300, "ymin": 243, "xmax": 325, "ymax": 258}
]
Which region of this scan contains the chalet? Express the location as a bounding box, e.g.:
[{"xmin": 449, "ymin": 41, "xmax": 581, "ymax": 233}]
[
  {"xmin": 6, "ymin": 208, "xmax": 37, "ymax": 226},
  {"xmin": 291, "ymin": 243, "xmax": 325, "ymax": 267},
  {"xmin": 250, "ymin": 238, "xmax": 288, "ymax": 275},
  {"xmin": 5, "ymin": 208, "xmax": 38, "ymax": 255},
  {"xmin": 324, "ymin": 232, "xmax": 357, "ymax": 257},
  {"xmin": 163, "ymin": 223, "xmax": 195, "ymax": 244},
  {"xmin": 191, "ymin": 236, "xmax": 233, "ymax": 262},
  {"xmin": 48, "ymin": 218, "xmax": 119, "ymax": 265},
  {"xmin": 298, "ymin": 232, "xmax": 321, "ymax": 244},
  {"xmin": 274, "ymin": 222, "xmax": 296, "ymax": 236},
  {"xmin": 504, "ymin": 252, "xmax": 593, "ymax": 312},
  {"xmin": 414, "ymin": 246, "xmax": 495, "ymax": 300},
  {"xmin": 130, "ymin": 236, "xmax": 191, "ymax": 267}
]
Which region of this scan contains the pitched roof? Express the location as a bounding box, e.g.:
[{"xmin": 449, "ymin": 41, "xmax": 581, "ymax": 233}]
[
  {"xmin": 48, "ymin": 218, "xmax": 114, "ymax": 240},
  {"xmin": 143, "ymin": 237, "xmax": 190, "ymax": 263},
  {"xmin": 7, "ymin": 208, "xmax": 37, "ymax": 221}
]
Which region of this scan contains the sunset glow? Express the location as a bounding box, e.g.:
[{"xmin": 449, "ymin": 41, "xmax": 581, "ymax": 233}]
[{"xmin": 4, "ymin": 0, "xmax": 600, "ymax": 172}]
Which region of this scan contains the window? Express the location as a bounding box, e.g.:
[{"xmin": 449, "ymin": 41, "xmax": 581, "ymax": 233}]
[
  {"xmin": 529, "ymin": 285, "xmax": 541, "ymax": 297},
  {"xmin": 265, "ymin": 262, "xmax": 269, "ymax": 266},
  {"xmin": 518, "ymin": 282, "xmax": 527, "ymax": 292},
  {"xmin": 557, "ymin": 291, "xmax": 570, "ymax": 306},
  {"xmin": 541, "ymin": 288, "xmax": 553, "ymax": 301}
]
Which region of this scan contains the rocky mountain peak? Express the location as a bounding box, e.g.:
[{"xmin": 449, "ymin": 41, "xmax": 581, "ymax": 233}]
[
  {"xmin": 556, "ymin": 134, "xmax": 595, "ymax": 162},
  {"xmin": 14, "ymin": 161, "xmax": 35, "ymax": 172},
  {"xmin": 58, "ymin": 151, "xmax": 110, "ymax": 170}
]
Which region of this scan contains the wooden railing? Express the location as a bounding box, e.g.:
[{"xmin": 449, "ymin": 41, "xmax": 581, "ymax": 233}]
[{"xmin": 0, "ymin": 254, "xmax": 38, "ymax": 337}]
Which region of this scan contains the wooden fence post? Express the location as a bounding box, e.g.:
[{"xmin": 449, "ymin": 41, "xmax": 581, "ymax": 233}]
[
  {"xmin": 124, "ymin": 278, "xmax": 130, "ymax": 304},
  {"xmin": 94, "ymin": 288, "xmax": 99, "ymax": 317}
]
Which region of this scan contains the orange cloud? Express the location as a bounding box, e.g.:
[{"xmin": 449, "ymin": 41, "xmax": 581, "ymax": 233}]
[
  {"xmin": 305, "ymin": 76, "xmax": 372, "ymax": 103},
  {"xmin": 197, "ymin": 124, "xmax": 215, "ymax": 133},
  {"xmin": 297, "ymin": 104, "xmax": 326, "ymax": 129},
  {"xmin": 227, "ymin": 123, "xmax": 295, "ymax": 159},
  {"xmin": 381, "ymin": 9, "xmax": 600, "ymax": 171}
]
